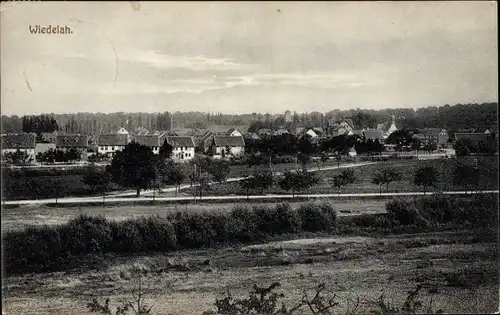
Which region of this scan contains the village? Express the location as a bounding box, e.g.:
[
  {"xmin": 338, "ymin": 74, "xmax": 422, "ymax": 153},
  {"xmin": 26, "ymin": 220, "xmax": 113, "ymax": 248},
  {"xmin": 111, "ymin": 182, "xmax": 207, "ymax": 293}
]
[{"xmin": 1, "ymin": 110, "xmax": 496, "ymax": 167}]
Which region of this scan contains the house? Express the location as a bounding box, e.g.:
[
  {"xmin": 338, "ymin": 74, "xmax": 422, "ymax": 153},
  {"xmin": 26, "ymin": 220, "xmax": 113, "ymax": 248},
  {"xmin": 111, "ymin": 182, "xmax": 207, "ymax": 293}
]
[
  {"xmin": 348, "ymin": 146, "xmax": 358, "ymax": 157},
  {"xmin": 328, "ymin": 118, "xmax": 355, "ymax": 136},
  {"xmin": 414, "ymin": 128, "xmax": 449, "ymax": 148},
  {"xmin": 35, "ymin": 142, "xmax": 56, "ymax": 155},
  {"xmin": 1, "ymin": 133, "xmax": 37, "ymax": 162},
  {"xmin": 377, "ymin": 115, "xmax": 398, "ymax": 138},
  {"xmin": 273, "ymin": 128, "xmax": 290, "ymax": 136},
  {"xmin": 304, "ymin": 128, "xmax": 321, "ymax": 138},
  {"xmin": 133, "ymin": 132, "xmax": 168, "ymax": 154},
  {"xmin": 209, "ymin": 135, "xmax": 246, "ymax": 158},
  {"xmin": 225, "ymin": 128, "xmax": 243, "ymax": 137},
  {"xmin": 55, "ymin": 134, "xmax": 89, "ymax": 158},
  {"xmin": 41, "ymin": 131, "xmax": 59, "ymax": 143},
  {"xmin": 247, "ymin": 132, "xmax": 261, "ymax": 140},
  {"xmin": 363, "ymin": 129, "xmax": 386, "ymax": 144},
  {"xmin": 454, "ymin": 132, "xmax": 495, "ymax": 147},
  {"xmin": 97, "ymin": 134, "xmax": 130, "ymax": 157},
  {"xmin": 258, "ymin": 128, "xmax": 272, "ymax": 136},
  {"xmin": 117, "ymin": 127, "xmax": 129, "ymax": 135},
  {"xmin": 295, "ymin": 127, "xmax": 306, "ymax": 136},
  {"xmin": 198, "ymin": 130, "xmax": 215, "ymax": 153},
  {"xmin": 166, "ymin": 136, "xmax": 195, "ymax": 162},
  {"xmin": 284, "ymin": 110, "xmax": 292, "ymax": 123}
]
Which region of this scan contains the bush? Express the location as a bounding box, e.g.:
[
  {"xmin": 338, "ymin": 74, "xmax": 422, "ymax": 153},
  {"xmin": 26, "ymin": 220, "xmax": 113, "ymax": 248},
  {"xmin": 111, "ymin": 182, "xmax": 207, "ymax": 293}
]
[
  {"xmin": 297, "ymin": 202, "xmax": 337, "ymax": 232},
  {"xmin": 386, "ymin": 198, "xmax": 430, "ymax": 227},
  {"xmin": 253, "ymin": 203, "xmax": 301, "ymax": 235},
  {"xmin": 173, "ymin": 211, "xmax": 219, "ymax": 248}
]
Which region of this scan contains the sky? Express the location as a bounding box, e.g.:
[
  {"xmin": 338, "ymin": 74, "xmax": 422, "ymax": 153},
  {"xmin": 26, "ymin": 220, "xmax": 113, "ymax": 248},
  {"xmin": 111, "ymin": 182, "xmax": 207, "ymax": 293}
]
[{"xmin": 0, "ymin": 1, "xmax": 497, "ymax": 116}]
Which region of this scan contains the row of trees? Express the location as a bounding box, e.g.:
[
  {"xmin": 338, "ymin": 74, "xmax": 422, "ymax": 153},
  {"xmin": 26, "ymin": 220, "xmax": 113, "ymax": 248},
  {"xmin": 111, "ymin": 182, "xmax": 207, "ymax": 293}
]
[
  {"xmin": 2, "ymin": 102, "xmax": 496, "ymax": 135},
  {"xmin": 36, "ymin": 149, "xmax": 82, "ymax": 163}
]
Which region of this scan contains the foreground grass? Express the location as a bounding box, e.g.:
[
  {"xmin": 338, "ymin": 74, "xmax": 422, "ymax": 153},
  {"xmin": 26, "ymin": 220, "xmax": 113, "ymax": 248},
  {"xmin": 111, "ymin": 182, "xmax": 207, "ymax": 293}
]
[{"xmin": 3, "ymin": 194, "xmax": 497, "ymax": 276}]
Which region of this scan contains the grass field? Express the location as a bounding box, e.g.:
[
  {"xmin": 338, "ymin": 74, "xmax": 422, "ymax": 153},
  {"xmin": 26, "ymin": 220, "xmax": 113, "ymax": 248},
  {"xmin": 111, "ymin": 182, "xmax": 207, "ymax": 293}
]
[
  {"xmin": 1, "ymin": 199, "xmax": 388, "ymax": 233},
  {"xmin": 183, "ymin": 156, "xmax": 499, "ymax": 196},
  {"xmin": 3, "ymin": 229, "xmax": 498, "ymax": 314}
]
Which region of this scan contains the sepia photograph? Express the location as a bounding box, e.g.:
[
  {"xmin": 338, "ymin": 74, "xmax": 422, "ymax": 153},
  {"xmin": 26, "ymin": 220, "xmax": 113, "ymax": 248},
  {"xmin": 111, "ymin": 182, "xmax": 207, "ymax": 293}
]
[{"xmin": 1, "ymin": 1, "xmax": 498, "ymax": 314}]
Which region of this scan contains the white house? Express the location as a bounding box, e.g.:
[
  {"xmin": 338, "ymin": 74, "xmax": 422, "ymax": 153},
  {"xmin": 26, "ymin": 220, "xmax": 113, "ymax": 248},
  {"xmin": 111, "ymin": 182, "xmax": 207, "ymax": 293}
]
[
  {"xmin": 225, "ymin": 128, "xmax": 243, "ymax": 137},
  {"xmin": 305, "ymin": 128, "xmax": 320, "ymax": 138},
  {"xmin": 133, "ymin": 133, "xmax": 167, "ymax": 154},
  {"xmin": 97, "ymin": 134, "xmax": 130, "ymax": 157},
  {"xmin": 1, "ymin": 133, "xmax": 37, "ymax": 162},
  {"xmin": 210, "ymin": 135, "xmax": 245, "ymax": 158},
  {"xmin": 166, "ymin": 136, "xmax": 195, "ymax": 162}
]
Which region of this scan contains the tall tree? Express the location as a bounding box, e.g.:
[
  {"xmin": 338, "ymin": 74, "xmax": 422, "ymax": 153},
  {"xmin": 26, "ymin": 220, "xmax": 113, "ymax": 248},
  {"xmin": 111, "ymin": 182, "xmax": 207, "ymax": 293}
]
[
  {"xmin": 413, "ymin": 165, "xmax": 439, "ymax": 194},
  {"xmin": 106, "ymin": 142, "xmax": 157, "ymax": 197}
]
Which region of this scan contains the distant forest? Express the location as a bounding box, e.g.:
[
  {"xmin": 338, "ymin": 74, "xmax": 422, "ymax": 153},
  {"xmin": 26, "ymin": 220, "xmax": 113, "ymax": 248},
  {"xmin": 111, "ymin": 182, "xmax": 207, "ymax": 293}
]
[{"xmin": 1, "ymin": 102, "xmax": 497, "ymax": 135}]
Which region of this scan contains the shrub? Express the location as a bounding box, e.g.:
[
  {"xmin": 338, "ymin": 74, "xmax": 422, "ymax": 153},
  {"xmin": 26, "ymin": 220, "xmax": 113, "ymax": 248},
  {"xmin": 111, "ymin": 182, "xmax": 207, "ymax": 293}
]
[
  {"xmin": 253, "ymin": 203, "xmax": 301, "ymax": 235},
  {"xmin": 173, "ymin": 212, "xmax": 219, "ymax": 248},
  {"xmin": 386, "ymin": 198, "xmax": 430, "ymax": 227},
  {"xmin": 227, "ymin": 205, "xmax": 260, "ymax": 242},
  {"xmin": 297, "ymin": 202, "xmax": 337, "ymax": 232},
  {"xmin": 133, "ymin": 216, "xmax": 177, "ymax": 251}
]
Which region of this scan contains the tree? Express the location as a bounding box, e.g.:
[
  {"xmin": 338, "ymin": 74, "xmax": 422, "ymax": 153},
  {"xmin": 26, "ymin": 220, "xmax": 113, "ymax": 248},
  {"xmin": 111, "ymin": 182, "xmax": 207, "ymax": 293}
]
[
  {"xmin": 240, "ymin": 176, "xmax": 257, "ymax": 198},
  {"xmin": 82, "ymin": 166, "xmax": 111, "ymax": 203},
  {"xmin": 196, "ymin": 172, "xmax": 211, "ymax": 199},
  {"xmin": 168, "ymin": 164, "xmax": 186, "ymax": 196},
  {"xmin": 209, "ymin": 160, "xmax": 230, "ymax": 183},
  {"xmin": 319, "ymin": 152, "xmax": 329, "ymax": 170},
  {"xmin": 106, "ymin": 142, "xmax": 157, "ymax": 197},
  {"xmin": 454, "ymin": 138, "xmax": 472, "ymax": 157},
  {"xmin": 330, "ymin": 169, "xmax": 356, "ymax": 195},
  {"xmin": 411, "ymin": 138, "xmax": 421, "ymax": 156},
  {"xmin": 47, "ymin": 177, "xmax": 68, "ymax": 204},
  {"xmin": 371, "ymin": 167, "xmax": 402, "ymax": 194},
  {"xmin": 453, "ymin": 161, "xmax": 480, "ymax": 194},
  {"xmin": 413, "ymin": 165, "xmax": 439, "ymax": 194},
  {"xmin": 159, "ymin": 139, "xmax": 173, "ymax": 158},
  {"xmin": 278, "ymin": 171, "xmax": 318, "ymax": 197},
  {"xmin": 297, "ymin": 136, "xmax": 315, "ymax": 172},
  {"xmin": 335, "ymin": 152, "xmax": 342, "ymax": 168}
]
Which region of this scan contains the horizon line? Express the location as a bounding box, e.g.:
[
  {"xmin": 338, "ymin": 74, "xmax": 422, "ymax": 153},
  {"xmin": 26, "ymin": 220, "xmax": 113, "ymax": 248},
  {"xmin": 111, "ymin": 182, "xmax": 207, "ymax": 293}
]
[{"xmin": 2, "ymin": 101, "xmax": 498, "ymax": 117}]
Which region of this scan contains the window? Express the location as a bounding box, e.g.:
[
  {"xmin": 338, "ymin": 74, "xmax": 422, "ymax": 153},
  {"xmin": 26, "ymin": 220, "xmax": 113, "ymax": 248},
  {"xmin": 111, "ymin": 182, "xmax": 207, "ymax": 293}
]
[{"xmin": 112, "ymin": 146, "xmax": 115, "ymax": 151}]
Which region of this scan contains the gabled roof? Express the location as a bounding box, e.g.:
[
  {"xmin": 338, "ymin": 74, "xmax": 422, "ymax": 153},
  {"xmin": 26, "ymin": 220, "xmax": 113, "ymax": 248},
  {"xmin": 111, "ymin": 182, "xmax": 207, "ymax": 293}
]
[
  {"xmin": 363, "ymin": 130, "xmax": 385, "ymax": 140},
  {"xmin": 1, "ymin": 133, "xmax": 36, "ymax": 149},
  {"xmin": 166, "ymin": 136, "xmax": 195, "ymax": 148},
  {"xmin": 98, "ymin": 134, "xmax": 129, "ymax": 146},
  {"xmin": 295, "ymin": 127, "xmax": 306, "ymax": 135},
  {"xmin": 133, "ymin": 134, "xmax": 161, "ymax": 147},
  {"xmin": 56, "ymin": 134, "xmax": 89, "ymax": 147},
  {"xmin": 417, "ymin": 128, "xmax": 447, "ymax": 137},
  {"xmin": 214, "ymin": 135, "xmax": 245, "ymax": 147}
]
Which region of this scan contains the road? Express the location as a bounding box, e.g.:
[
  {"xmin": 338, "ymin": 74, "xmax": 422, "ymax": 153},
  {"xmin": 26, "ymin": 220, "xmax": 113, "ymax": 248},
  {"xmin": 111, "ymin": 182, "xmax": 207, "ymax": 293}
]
[{"xmin": 3, "ymin": 191, "xmax": 498, "ymax": 206}]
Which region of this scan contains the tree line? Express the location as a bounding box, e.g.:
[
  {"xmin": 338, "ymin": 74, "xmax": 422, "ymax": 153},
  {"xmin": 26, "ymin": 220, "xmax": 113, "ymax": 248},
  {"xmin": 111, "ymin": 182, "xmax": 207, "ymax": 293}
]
[{"xmin": 2, "ymin": 102, "xmax": 497, "ymax": 135}]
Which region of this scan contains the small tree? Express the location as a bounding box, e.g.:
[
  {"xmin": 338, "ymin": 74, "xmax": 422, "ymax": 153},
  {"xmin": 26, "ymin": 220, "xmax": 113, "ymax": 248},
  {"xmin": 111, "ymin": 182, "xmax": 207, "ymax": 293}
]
[
  {"xmin": 209, "ymin": 160, "xmax": 230, "ymax": 183},
  {"xmin": 278, "ymin": 171, "xmax": 318, "ymax": 197},
  {"xmin": 413, "ymin": 165, "xmax": 439, "ymax": 194},
  {"xmin": 240, "ymin": 176, "xmax": 257, "ymax": 199},
  {"xmin": 168, "ymin": 164, "xmax": 186, "ymax": 196},
  {"xmin": 454, "ymin": 138, "xmax": 471, "ymax": 157},
  {"xmin": 335, "ymin": 152, "xmax": 342, "ymax": 168},
  {"xmin": 371, "ymin": 167, "xmax": 403, "ymax": 194},
  {"xmin": 197, "ymin": 172, "xmax": 211, "ymax": 200},
  {"xmin": 330, "ymin": 169, "xmax": 356, "ymax": 195},
  {"xmin": 453, "ymin": 161, "xmax": 480, "ymax": 194},
  {"xmin": 411, "ymin": 138, "xmax": 421, "ymax": 157},
  {"xmin": 48, "ymin": 177, "xmax": 68, "ymax": 204},
  {"xmin": 82, "ymin": 166, "xmax": 111, "ymax": 203}
]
